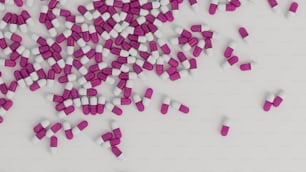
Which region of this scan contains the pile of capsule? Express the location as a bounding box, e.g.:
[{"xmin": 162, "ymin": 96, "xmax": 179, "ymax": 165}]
[
  {"xmin": 96, "ymin": 121, "xmax": 124, "ymax": 159},
  {"xmin": 33, "ymin": 119, "xmax": 88, "ymax": 154}
]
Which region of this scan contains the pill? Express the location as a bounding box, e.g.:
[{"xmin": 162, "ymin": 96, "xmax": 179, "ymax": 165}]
[
  {"xmin": 209, "ymin": 0, "xmax": 219, "ymax": 15},
  {"xmin": 72, "ymin": 120, "xmax": 88, "ymax": 135},
  {"xmin": 133, "ymin": 94, "xmax": 144, "ymax": 112},
  {"xmin": 263, "ymin": 93, "xmax": 275, "ymax": 112},
  {"xmin": 224, "ymin": 41, "xmax": 237, "ymax": 58},
  {"xmin": 161, "ymin": 96, "xmax": 171, "ymax": 115},
  {"xmin": 33, "ymin": 119, "xmax": 50, "ymax": 133},
  {"xmin": 287, "ymin": 2, "xmax": 299, "ymax": 18},
  {"xmin": 171, "ymin": 101, "xmax": 190, "ymax": 114},
  {"xmin": 240, "ymin": 62, "xmax": 254, "ymax": 71},
  {"xmin": 267, "ymin": 0, "xmax": 279, "ymax": 13},
  {"xmin": 46, "ymin": 122, "xmax": 62, "ymax": 137},
  {"xmin": 222, "ymin": 56, "xmax": 239, "ymax": 69},
  {"xmin": 63, "ymin": 121, "xmax": 73, "ymax": 140},
  {"xmin": 142, "ymin": 88, "xmax": 153, "ymax": 108},
  {"xmin": 32, "ymin": 129, "xmax": 46, "ymax": 143},
  {"xmin": 238, "ymin": 27, "xmax": 249, "ymax": 42},
  {"xmin": 111, "ymin": 146, "xmax": 124, "ymax": 160},
  {"xmin": 105, "ymin": 102, "xmax": 123, "ymax": 116},
  {"xmin": 273, "ymin": 90, "xmax": 285, "ymax": 107},
  {"xmin": 220, "ymin": 117, "xmax": 231, "ymax": 136},
  {"xmin": 112, "ymin": 121, "xmax": 122, "ymax": 139},
  {"xmin": 50, "ymin": 136, "xmax": 58, "ymax": 154}
]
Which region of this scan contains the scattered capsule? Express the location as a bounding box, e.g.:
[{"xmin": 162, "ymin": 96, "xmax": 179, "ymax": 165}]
[
  {"xmin": 287, "ymin": 2, "xmax": 299, "ymax": 18},
  {"xmin": 263, "ymin": 93, "xmax": 275, "ymax": 112},
  {"xmin": 273, "ymin": 90, "xmax": 285, "ymax": 107},
  {"xmin": 72, "ymin": 120, "xmax": 88, "ymax": 135},
  {"xmin": 220, "ymin": 117, "xmax": 231, "ymax": 136},
  {"xmin": 50, "ymin": 136, "xmax": 58, "ymax": 154},
  {"xmin": 171, "ymin": 101, "xmax": 190, "ymax": 114},
  {"xmin": 161, "ymin": 96, "xmax": 171, "ymax": 115}
]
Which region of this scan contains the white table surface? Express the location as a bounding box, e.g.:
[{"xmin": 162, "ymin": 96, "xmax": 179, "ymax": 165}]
[{"xmin": 1, "ymin": 0, "xmax": 306, "ymax": 172}]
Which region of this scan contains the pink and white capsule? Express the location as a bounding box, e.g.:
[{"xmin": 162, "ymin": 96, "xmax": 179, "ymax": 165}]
[
  {"xmin": 161, "ymin": 96, "xmax": 171, "ymax": 115},
  {"xmin": 193, "ymin": 40, "xmax": 205, "ymax": 57},
  {"xmin": 240, "ymin": 62, "xmax": 254, "ymax": 71},
  {"xmin": 171, "ymin": 101, "xmax": 190, "ymax": 114},
  {"xmin": 46, "ymin": 122, "xmax": 62, "ymax": 137},
  {"xmin": 287, "ymin": 2, "xmax": 299, "ymax": 18},
  {"xmin": 72, "ymin": 120, "xmax": 88, "ymax": 135},
  {"xmin": 238, "ymin": 27, "xmax": 249, "ymax": 42},
  {"xmin": 63, "ymin": 121, "xmax": 73, "ymax": 140},
  {"xmin": 112, "ymin": 121, "xmax": 122, "ymax": 139},
  {"xmin": 263, "ymin": 93, "xmax": 275, "ymax": 112},
  {"xmin": 105, "ymin": 102, "xmax": 123, "ymax": 116},
  {"xmin": 32, "ymin": 129, "xmax": 46, "ymax": 143},
  {"xmin": 50, "ymin": 136, "xmax": 58, "ymax": 154},
  {"xmin": 142, "ymin": 88, "xmax": 153, "ymax": 108},
  {"xmin": 222, "ymin": 56, "xmax": 239, "ymax": 69},
  {"xmin": 33, "ymin": 119, "xmax": 50, "ymax": 133},
  {"xmin": 268, "ymin": 0, "xmax": 280, "ymax": 13},
  {"xmin": 220, "ymin": 117, "xmax": 231, "ymax": 137},
  {"xmin": 273, "ymin": 90, "xmax": 285, "ymax": 107},
  {"xmin": 111, "ymin": 146, "xmax": 124, "ymax": 160},
  {"xmin": 209, "ymin": 0, "xmax": 219, "ymax": 15},
  {"xmin": 133, "ymin": 94, "xmax": 145, "ymax": 112},
  {"xmin": 224, "ymin": 41, "xmax": 237, "ymax": 58}
]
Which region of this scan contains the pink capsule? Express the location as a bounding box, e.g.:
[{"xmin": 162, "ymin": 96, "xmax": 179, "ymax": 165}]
[
  {"xmin": 209, "ymin": 0, "xmax": 218, "ymax": 15},
  {"xmin": 220, "ymin": 118, "xmax": 230, "ymax": 137},
  {"xmin": 4, "ymin": 32, "xmax": 22, "ymax": 42},
  {"xmin": 193, "ymin": 40, "xmax": 205, "ymax": 57},
  {"xmin": 14, "ymin": 0, "xmax": 23, "ymax": 7},
  {"xmin": 133, "ymin": 94, "xmax": 144, "ymax": 112},
  {"xmin": 158, "ymin": 39, "xmax": 171, "ymax": 55},
  {"xmin": 175, "ymin": 27, "xmax": 192, "ymax": 39},
  {"xmin": 105, "ymin": 102, "xmax": 122, "ymax": 116},
  {"xmin": 224, "ymin": 42, "xmax": 237, "ymax": 58},
  {"xmin": 63, "ymin": 121, "xmax": 73, "ymax": 140},
  {"xmin": 161, "ymin": 96, "xmax": 171, "ymax": 115},
  {"xmin": 189, "ymin": 58, "xmax": 198, "ymax": 75},
  {"xmin": 273, "ymin": 90, "xmax": 285, "ymax": 107},
  {"xmin": 46, "ymin": 122, "xmax": 62, "ymax": 137},
  {"xmin": 263, "ymin": 93, "xmax": 275, "ymax": 112},
  {"xmin": 268, "ymin": 0, "xmax": 279, "ymax": 12},
  {"xmin": 33, "ymin": 119, "xmax": 50, "ymax": 133},
  {"xmin": 111, "ymin": 121, "xmax": 122, "ymax": 139},
  {"xmin": 240, "ymin": 62, "xmax": 253, "ymax": 71},
  {"xmin": 72, "ymin": 120, "xmax": 88, "ymax": 135},
  {"xmin": 29, "ymin": 79, "xmax": 47, "ymax": 91},
  {"xmin": 97, "ymin": 96, "xmax": 105, "ymax": 114},
  {"xmin": 238, "ymin": 27, "xmax": 249, "ymax": 42},
  {"xmin": 171, "ymin": 100, "xmax": 190, "ymax": 114},
  {"xmin": 287, "ymin": 2, "xmax": 299, "ymax": 18},
  {"xmin": 222, "ymin": 56, "xmax": 239, "ymax": 68},
  {"xmin": 32, "ymin": 128, "xmax": 46, "ymax": 143},
  {"xmin": 50, "ymin": 136, "xmax": 58, "ymax": 154},
  {"xmin": 142, "ymin": 88, "xmax": 153, "ymax": 107},
  {"xmin": 111, "ymin": 146, "xmax": 124, "ymax": 160},
  {"xmin": 225, "ymin": 3, "xmax": 236, "ymax": 11}
]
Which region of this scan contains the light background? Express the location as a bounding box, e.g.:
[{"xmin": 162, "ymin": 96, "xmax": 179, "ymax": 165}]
[{"xmin": 0, "ymin": 0, "xmax": 306, "ymax": 172}]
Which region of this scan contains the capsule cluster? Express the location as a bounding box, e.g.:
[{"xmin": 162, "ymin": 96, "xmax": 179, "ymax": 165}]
[
  {"xmin": 222, "ymin": 26, "xmax": 254, "ymax": 71},
  {"xmin": 268, "ymin": 0, "xmax": 299, "ymax": 18},
  {"xmin": 96, "ymin": 121, "xmax": 124, "ymax": 159},
  {"xmin": 263, "ymin": 90, "xmax": 285, "ymax": 112},
  {"xmin": 33, "ymin": 119, "xmax": 88, "ymax": 154}
]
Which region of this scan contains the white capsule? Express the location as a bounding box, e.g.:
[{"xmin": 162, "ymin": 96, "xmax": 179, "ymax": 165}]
[
  {"xmin": 30, "ymin": 72, "xmax": 39, "ymax": 81},
  {"xmin": 90, "ymin": 96, "xmax": 98, "ymax": 106},
  {"xmin": 57, "ymin": 59, "xmax": 65, "ymax": 68},
  {"xmin": 98, "ymin": 96, "xmax": 106, "ymax": 104},
  {"xmin": 19, "ymin": 24, "xmax": 28, "ymax": 33},
  {"xmin": 78, "ymin": 66, "xmax": 88, "ymax": 75}
]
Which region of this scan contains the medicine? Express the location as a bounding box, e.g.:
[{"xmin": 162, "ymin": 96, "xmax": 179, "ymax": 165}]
[
  {"xmin": 209, "ymin": 0, "xmax": 218, "ymax": 15},
  {"xmin": 112, "ymin": 121, "xmax": 122, "ymax": 139},
  {"xmin": 222, "ymin": 56, "xmax": 239, "ymax": 69},
  {"xmin": 263, "ymin": 93, "xmax": 275, "ymax": 112},
  {"xmin": 63, "ymin": 121, "xmax": 73, "ymax": 140},
  {"xmin": 105, "ymin": 102, "xmax": 123, "ymax": 116},
  {"xmin": 171, "ymin": 101, "xmax": 190, "ymax": 114},
  {"xmin": 267, "ymin": 0, "xmax": 279, "ymax": 13},
  {"xmin": 142, "ymin": 88, "xmax": 153, "ymax": 108},
  {"xmin": 273, "ymin": 90, "xmax": 285, "ymax": 107},
  {"xmin": 32, "ymin": 129, "xmax": 46, "ymax": 143},
  {"xmin": 111, "ymin": 146, "xmax": 124, "ymax": 160},
  {"xmin": 287, "ymin": 2, "xmax": 299, "ymax": 18},
  {"xmin": 224, "ymin": 41, "xmax": 237, "ymax": 58},
  {"xmin": 72, "ymin": 120, "xmax": 88, "ymax": 135},
  {"xmin": 33, "ymin": 119, "xmax": 50, "ymax": 133},
  {"xmin": 50, "ymin": 136, "xmax": 58, "ymax": 154},
  {"xmin": 133, "ymin": 94, "xmax": 144, "ymax": 112},
  {"xmin": 161, "ymin": 96, "xmax": 171, "ymax": 115},
  {"xmin": 220, "ymin": 117, "xmax": 230, "ymax": 136},
  {"xmin": 46, "ymin": 122, "xmax": 62, "ymax": 137},
  {"xmin": 240, "ymin": 62, "xmax": 254, "ymax": 71},
  {"xmin": 238, "ymin": 27, "xmax": 249, "ymax": 42}
]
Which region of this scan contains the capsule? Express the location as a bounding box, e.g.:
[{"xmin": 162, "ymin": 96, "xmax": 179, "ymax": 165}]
[
  {"xmin": 287, "ymin": 2, "xmax": 299, "ymax": 18},
  {"xmin": 111, "ymin": 146, "xmax": 124, "ymax": 160},
  {"xmin": 33, "ymin": 119, "xmax": 50, "ymax": 133},
  {"xmin": 238, "ymin": 27, "xmax": 249, "ymax": 42},
  {"xmin": 161, "ymin": 96, "xmax": 171, "ymax": 115},
  {"xmin": 220, "ymin": 117, "xmax": 231, "ymax": 136},
  {"xmin": 273, "ymin": 90, "xmax": 285, "ymax": 107},
  {"xmin": 105, "ymin": 102, "xmax": 123, "ymax": 116},
  {"xmin": 224, "ymin": 41, "xmax": 237, "ymax": 58},
  {"xmin": 171, "ymin": 101, "xmax": 190, "ymax": 114},
  {"xmin": 209, "ymin": 0, "xmax": 219, "ymax": 15},
  {"xmin": 46, "ymin": 122, "xmax": 62, "ymax": 137},
  {"xmin": 50, "ymin": 136, "xmax": 58, "ymax": 154},
  {"xmin": 133, "ymin": 94, "xmax": 145, "ymax": 112},
  {"xmin": 142, "ymin": 88, "xmax": 153, "ymax": 108},
  {"xmin": 72, "ymin": 120, "xmax": 88, "ymax": 135},
  {"xmin": 32, "ymin": 129, "xmax": 46, "ymax": 143},
  {"xmin": 263, "ymin": 93, "xmax": 275, "ymax": 112},
  {"xmin": 63, "ymin": 121, "xmax": 73, "ymax": 140},
  {"xmin": 267, "ymin": 0, "xmax": 279, "ymax": 13},
  {"xmin": 240, "ymin": 62, "xmax": 254, "ymax": 71},
  {"xmin": 112, "ymin": 121, "xmax": 122, "ymax": 139},
  {"xmin": 222, "ymin": 56, "xmax": 239, "ymax": 69}
]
